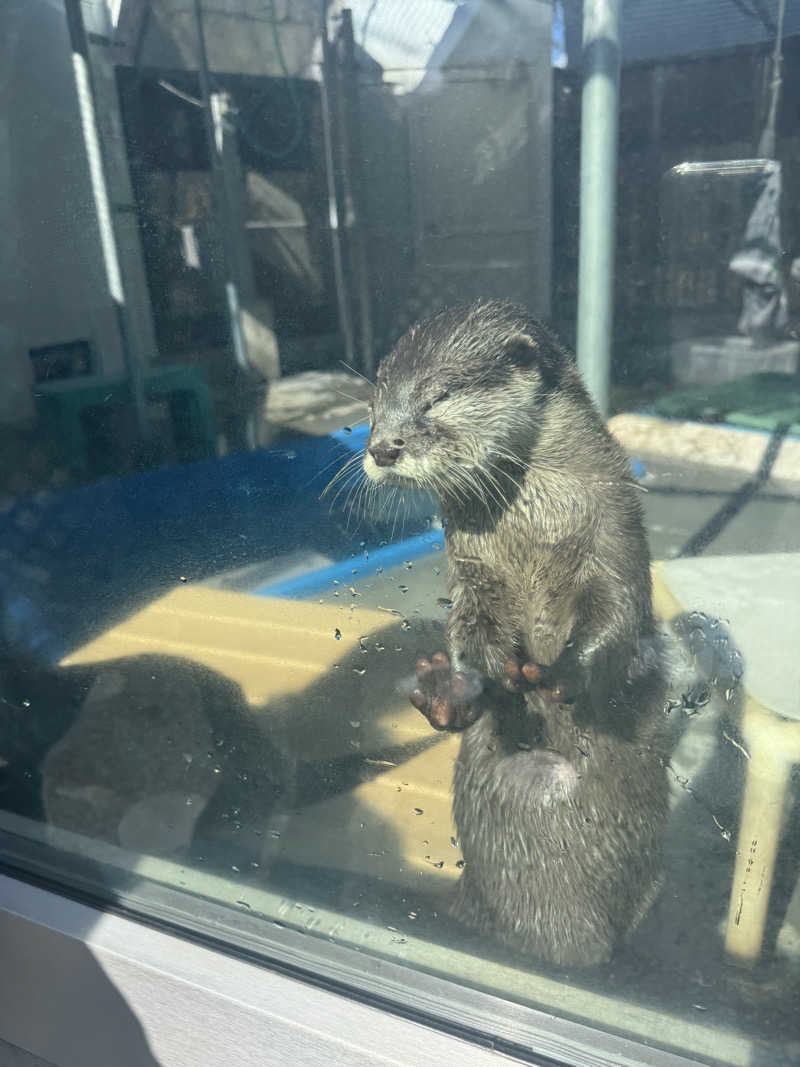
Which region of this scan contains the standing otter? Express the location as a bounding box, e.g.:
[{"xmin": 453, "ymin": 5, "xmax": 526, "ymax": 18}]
[{"xmin": 363, "ymin": 300, "xmax": 669, "ymax": 967}]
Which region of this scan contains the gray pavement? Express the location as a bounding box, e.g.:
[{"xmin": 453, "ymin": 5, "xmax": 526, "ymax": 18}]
[{"xmin": 637, "ymin": 456, "xmax": 800, "ymax": 560}]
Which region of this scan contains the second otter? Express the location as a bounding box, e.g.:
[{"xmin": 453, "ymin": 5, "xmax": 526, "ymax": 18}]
[{"xmin": 363, "ymin": 300, "xmax": 669, "ymax": 967}]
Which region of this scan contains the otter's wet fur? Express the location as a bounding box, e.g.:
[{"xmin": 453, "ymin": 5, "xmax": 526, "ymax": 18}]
[{"xmin": 363, "ymin": 300, "xmax": 669, "ymax": 967}]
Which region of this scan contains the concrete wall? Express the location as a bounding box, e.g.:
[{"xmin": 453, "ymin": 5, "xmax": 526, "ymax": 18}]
[{"xmin": 0, "ymin": 0, "xmax": 124, "ymax": 424}]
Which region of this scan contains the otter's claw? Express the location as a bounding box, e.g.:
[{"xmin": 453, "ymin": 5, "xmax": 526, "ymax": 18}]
[
  {"xmin": 502, "ymin": 657, "xmax": 575, "ymax": 704},
  {"xmin": 410, "ymin": 652, "xmax": 483, "ymax": 731}
]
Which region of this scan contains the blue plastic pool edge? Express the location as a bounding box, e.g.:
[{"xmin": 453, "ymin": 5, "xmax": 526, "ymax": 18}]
[
  {"xmin": 256, "ymin": 529, "xmax": 445, "ymax": 600},
  {"xmin": 257, "ymin": 459, "xmax": 647, "ymax": 601}
]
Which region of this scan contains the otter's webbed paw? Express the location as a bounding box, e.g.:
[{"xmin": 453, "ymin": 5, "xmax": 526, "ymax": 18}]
[
  {"xmin": 409, "ymin": 652, "xmax": 484, "ymax": 731},
  {"xmin": 501, "ymin": 655, "xmax": 577, "ymax": 704}
]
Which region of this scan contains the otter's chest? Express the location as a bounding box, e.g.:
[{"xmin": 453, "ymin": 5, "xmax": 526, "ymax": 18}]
[{"xmin": 446, "ymin": 537, "xmax": 579, "ymax": 665}]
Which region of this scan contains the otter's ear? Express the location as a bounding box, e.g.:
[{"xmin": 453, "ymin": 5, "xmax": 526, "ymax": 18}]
[{"xmin": 505, "ymin": 333, "xmax": 561, "ymax": 391}]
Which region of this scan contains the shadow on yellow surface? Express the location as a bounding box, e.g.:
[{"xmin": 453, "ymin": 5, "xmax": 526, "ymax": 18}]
[{"xmin": 61, "ymin": 585, "xmax": 461, "ymax": 891}]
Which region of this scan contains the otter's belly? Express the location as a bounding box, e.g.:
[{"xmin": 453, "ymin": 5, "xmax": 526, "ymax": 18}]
[{"xmin": 522, "ymin": 591, "xmax": 578, "ymax": 666}]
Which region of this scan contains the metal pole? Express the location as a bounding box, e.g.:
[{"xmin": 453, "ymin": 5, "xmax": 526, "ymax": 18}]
[
  {"xmin": 63, "ymin": 0, "xmax": 150, "ymax": 439},
  {"xmin": 319, "ymin": 1, "xmax": 356, "ymax": 368},
  {"xmin": 575, "ymin": 0, "xmax": 622, "ymax": 417},
  {"xmin": 337, "ymin": 9, "xmax": 375, "ymax": 376},
  {"xmin": 757, "ymin": 0, "xmax": 786, "ymax": 159},
  {"xmin": 191, "ymin": 0, "xmax": 250, "ymax": 374}
]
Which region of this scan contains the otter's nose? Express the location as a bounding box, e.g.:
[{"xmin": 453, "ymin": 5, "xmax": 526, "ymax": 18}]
[{"xmin": 369, "ymin": 439, "xmax": 404, "ymax": 467}]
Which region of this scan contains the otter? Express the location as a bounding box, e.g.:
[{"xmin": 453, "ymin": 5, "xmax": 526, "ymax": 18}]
[{"xmin": 362, "ymin": 300, "xmax": 669, "ymax": 967}]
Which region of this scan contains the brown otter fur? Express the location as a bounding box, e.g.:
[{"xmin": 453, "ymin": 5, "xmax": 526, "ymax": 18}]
[{"xmin": 363, "ymin": 300, "xmax": 669, "ymax": 966}]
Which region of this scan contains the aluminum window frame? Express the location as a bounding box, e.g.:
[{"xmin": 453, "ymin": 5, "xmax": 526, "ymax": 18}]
[{"xmin": 0, "ymin": 866, "xmax": 720, "ymax": 1067}]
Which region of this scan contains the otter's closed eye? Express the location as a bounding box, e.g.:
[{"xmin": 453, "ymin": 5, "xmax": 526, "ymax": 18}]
[{"xmin": 421, "ymin": 390, "xmax": 451, "ymax": 414}]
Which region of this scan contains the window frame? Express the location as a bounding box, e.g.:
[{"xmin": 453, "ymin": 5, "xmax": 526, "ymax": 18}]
[{"xmin": 0, "ymin": 869, "xmax": 713, "ymax": 1067}]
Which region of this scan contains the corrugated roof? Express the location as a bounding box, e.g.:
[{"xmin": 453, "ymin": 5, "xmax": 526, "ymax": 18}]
[
  {"xmin": 621, "ymin": 0, "xmax": 800, "ymax": 65},
  {"xmin": 346, "ymin": 0, "xmax": 465, "ymax": 90}
]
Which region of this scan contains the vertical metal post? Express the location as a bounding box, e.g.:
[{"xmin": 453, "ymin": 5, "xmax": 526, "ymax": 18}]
[
  {"xmin": 337, "ymin": 9, "xmax": 375, "ymax": 376},
  {"xmin": 757, "ymin": 0, "xmax": 786, "ymax": 159},
  {"xmin": 63, "ymin": 0, "xmax": 149, "ymax": 439},
  {"xmin": 319, "ymin": 1, "xmax": 356, "ymax": 367},
  {"xmin": 191, "ymin": 0, "xmax": 251, "ymax": 374},
  {"xmin": 576, "ymin": 0, "xmax": 622, "ymax": 417}
]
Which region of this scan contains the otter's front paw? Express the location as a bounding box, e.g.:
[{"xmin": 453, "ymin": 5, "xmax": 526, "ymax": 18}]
[
  {"xmin": 501, "ymin": 656, "xmax": 576, "ymax": 704},
  {"xmin": 410, "ymin": 652, "xmax": 483, "ymax": 731}
]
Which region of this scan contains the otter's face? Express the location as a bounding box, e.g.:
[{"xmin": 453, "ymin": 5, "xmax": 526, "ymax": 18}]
[{"xmin": 363, "ymin": 302, "xmax": 563, "ymax": 501}]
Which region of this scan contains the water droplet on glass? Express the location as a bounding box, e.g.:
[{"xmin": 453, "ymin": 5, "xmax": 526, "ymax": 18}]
[
  {"xmin": 408, "ymin": 911, "xmax": 418, "ymax": 920},
  {"xmin": 179, "ymin": 575, "xmax": 188, "ymax": 583},
  {"xmin": 343, "ymin": 426, "xmax": 352, "ymax": 434},
  {"xmin": 334, "ymin": 628, "xmax": 342, "ymax": 640},
  {"xmin": 404, "ymin": 561, "xmax": 413, "ymax": 570},
  {"xmin": 412, "ymin": 807, "xmax": 423, "ymax": 815},
  {"xmin": 269, "ymin": 828, "xmax": 281, "ymax": 839},
  {"xmin": 450, "ymin": 836, "xmax": 458, "ymax": 847},
  {"xmin": 398, "ymin": 585, "xmax": 408, "ymax": 594},
  {"xmin": 400, "ymin": 620, "xmax": 411, "ymax": 631},
  {"xmin": 231, "ymin": 865, "xmax": 241, "ymax": 873},
  {"xmin": 236, "ymin": 899, "xmax": 251, "ymax": 909},
  {"xmin": 213, "ymin": 767, "xmax": 221, "ymax": 774},
  {"xmin": 456, "ymin": 859, "xmax": 466, "ymax": 869},
  {"xmin": 22, "ymin": 699, "xmax": 30, "ymax": 708},
  {"xmin": 250, "ymin": 861, "xmax": 260, "ymax": 869},
  {"xmin": 353, "ymin": 666, "xmax": 366, "ymax": 676},
  {"xmin": 374, "ymin": 641, "xmax": 385, "ymax": 651},
  {"xmin": 349, "ymin": 720, "xmax": 361, "ymax": 728}
]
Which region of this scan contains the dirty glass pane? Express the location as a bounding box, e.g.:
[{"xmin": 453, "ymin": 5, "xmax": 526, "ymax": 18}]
[{"xmin": 1, "ymin": 1, "xmax": 799, "ymax": 1064}]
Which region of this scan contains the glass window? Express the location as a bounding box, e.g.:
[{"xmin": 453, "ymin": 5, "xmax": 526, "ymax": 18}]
[{"xmin": 1, "ymin": 0, "xmax": 799, "ymax": 1063}]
